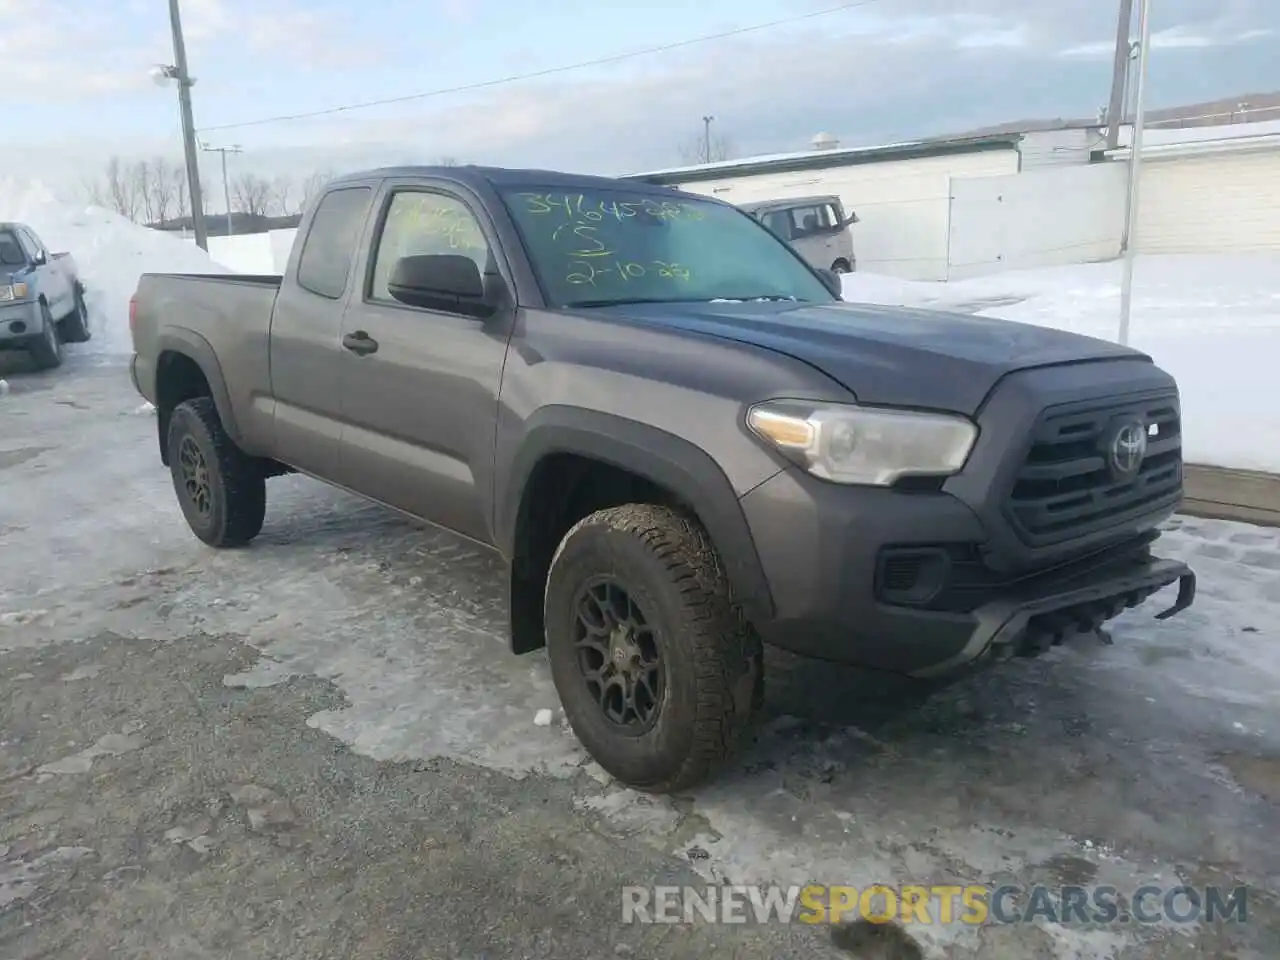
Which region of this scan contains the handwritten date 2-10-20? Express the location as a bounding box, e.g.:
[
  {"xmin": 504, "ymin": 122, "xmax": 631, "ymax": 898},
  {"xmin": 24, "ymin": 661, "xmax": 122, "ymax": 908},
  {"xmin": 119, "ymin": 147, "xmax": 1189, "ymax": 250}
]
[{"xmin": 566, "ymin": 258, "xmax": 691, "ymax": 287}]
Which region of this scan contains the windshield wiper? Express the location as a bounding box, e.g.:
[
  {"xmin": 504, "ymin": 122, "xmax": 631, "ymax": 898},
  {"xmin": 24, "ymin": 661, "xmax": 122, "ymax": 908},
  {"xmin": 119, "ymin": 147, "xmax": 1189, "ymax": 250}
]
[
  {"xmin": 711, "ymin": 295, "xmax": 805, "ymax": 303},
  {"xmin": 564, "ymin": 296, "xmax": 696, "ymax": 308}
]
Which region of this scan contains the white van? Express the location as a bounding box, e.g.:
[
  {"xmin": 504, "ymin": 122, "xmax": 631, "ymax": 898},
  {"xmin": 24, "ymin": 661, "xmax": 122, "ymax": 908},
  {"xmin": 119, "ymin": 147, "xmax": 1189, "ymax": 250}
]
[{"xmin": 739, "ymin": 196, "xmax": 858, "ymax": 274}]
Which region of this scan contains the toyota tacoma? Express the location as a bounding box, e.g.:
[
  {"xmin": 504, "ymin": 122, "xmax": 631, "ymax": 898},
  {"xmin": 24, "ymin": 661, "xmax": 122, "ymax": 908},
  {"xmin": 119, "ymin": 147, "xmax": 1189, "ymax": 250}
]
[{"xmin": 128, "ymin": 165, "xmax": 1196, "ymax": 792}]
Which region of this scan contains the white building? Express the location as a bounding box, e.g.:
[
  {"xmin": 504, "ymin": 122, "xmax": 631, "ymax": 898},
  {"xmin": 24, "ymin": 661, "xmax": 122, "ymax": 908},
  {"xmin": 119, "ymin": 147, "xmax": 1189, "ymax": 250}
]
[
  {"xmin": 1109, "ymin": 119, "xmax": 1280, "ymax": 255},
  {"xmin": 626, "ymin": 132, "xmax": 1027, "ymax": 281},
  {"xmin": 624, "ymin": 120, "xmax": 1280, "ymax": 281}
]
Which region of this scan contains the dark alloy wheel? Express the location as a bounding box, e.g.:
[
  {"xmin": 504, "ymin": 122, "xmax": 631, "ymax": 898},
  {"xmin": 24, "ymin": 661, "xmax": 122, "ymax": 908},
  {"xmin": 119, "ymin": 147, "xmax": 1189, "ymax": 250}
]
[
  {"xmin": 544, "ymin": 503, "xmax": 763, "ymax": 793},
  {"xmin": 177, "ymin": 434, "xmax": 214, "ymax": 521},
  {"xmin": 572, "ymin": 578, "xmax": 666, "ymax": 734},
  {"xmin": 166, "ymin": 397, "xmax": 266, "ymax": 547}
]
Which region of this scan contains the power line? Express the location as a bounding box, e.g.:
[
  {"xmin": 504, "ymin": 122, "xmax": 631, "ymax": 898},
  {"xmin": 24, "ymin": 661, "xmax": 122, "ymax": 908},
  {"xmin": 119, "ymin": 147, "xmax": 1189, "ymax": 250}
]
[{"xmin": 197, "ymin": 0, "xmax": 885, "ymax": 134}]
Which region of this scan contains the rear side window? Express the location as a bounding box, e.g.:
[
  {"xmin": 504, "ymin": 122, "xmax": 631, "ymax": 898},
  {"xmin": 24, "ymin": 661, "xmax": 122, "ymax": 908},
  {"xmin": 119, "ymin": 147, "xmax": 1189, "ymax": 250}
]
[{"xmin": 296, "ymin": 186, "xmax": 373, "ymax": 300}]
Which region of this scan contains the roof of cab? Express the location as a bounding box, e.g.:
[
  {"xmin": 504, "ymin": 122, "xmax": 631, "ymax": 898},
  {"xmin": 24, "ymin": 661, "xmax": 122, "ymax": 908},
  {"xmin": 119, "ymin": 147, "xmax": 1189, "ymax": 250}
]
[{"xmin": 327, "ymin": 165, "xmax": 700, "ymax": 198}]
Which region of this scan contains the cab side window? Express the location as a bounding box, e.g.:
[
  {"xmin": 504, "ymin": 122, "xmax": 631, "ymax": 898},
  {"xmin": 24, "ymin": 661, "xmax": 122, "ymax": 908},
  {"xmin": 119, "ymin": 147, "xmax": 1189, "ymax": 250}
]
[
  {"xmin": 761, "ymin": 210, "xmax": 793, "ymax": 240},
  {"xmin": 17, "ymin": 228, "xmax": 43, "ymax": 262},
  {"xmin": 296, "ymin": 186, "xmax": 373, "ymax": 300},
  {"xmin": 368, "ymin": 191, "xmax": 491, "ymax": 304},
  {"xmin": 789, "ymin": 204, "xmax": 835, "ymax": 238}
]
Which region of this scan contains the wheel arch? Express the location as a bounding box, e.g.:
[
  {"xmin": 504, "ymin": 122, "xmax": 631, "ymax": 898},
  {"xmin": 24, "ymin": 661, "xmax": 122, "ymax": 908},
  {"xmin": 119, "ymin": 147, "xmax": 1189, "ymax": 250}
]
[
  {"xmin": 152, "ymin": 328, "xmax": 241, "ymax": 465},
  {"xmin": 499, "ymin": 407, "xmax": 775, "ymax": 654}
]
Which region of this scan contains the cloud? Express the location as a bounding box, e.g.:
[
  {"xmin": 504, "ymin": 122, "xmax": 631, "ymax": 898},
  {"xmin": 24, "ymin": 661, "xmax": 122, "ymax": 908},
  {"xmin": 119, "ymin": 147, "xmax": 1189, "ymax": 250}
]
[
  {"xmin": 5, "ymin": 0, "xmax": 1278, "ymax": 196},
  {"xmin": 225, "ymin": 2, "xmax": 1270, "ymax": 176},
  {"xmin": 0, "ymin": 14, "xmax": 153, "ymax": 99},
  {"xmin": 1061, "ymin": 24, "xmax": 1273, "ymax": 59},
  {"xmin": 177, "ymin": 0, "xmax": 382, "ymax": 68}
]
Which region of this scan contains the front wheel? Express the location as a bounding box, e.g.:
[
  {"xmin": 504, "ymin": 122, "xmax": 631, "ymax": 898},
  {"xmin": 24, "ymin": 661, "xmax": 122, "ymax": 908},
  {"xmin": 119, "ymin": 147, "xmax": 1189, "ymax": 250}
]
[
  {"xmin": 166, "ymin": 397, "xmax": 266, "ymax": 547},
  {"xmin": 28, "ymin": 301, "xmax": 64, "ymax": 370},
  {"xmin": 544, "ymin": 504, "xmax": 763, "ymax": 792},
  {"xmin": 831, "ymin": 259, "xmax": 852, "ymax": 274}
]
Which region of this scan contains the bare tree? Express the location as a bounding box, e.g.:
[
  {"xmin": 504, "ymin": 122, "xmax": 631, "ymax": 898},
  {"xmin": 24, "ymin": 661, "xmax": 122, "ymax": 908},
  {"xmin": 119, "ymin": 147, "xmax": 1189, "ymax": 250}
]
[
  {"xmin": 268, "ymin": 174, "xmax": 296, "ymax": 217},
  {"xmin": 132, "ymin": 160, "xmax": 159, "ymax": 225},
  {"xmin": 81, "ymin": 176, "xmax": 107, "ymax": 208},
  {"xmin": 231, "ymin": 172, "xmax": 272, "ymax": 218},
  {"xmin": 145, "ymin": 157, "xmax": 185, "ymax": 226},
  {"xmin": 173, "ymin": 167, "xmax": 191, "ymax": 222},
  {"xmin": 103, "ymin": 156, "xmax": 142, "ymax": 222},
  {"xmin": 299, "ymin": 169, "xmax": 334, "ymax": 211},
  {"xmin": 677, "ymin": 128, "xmax": 734, "ymax": 166},
  {"xmin": 433, "ymin": 155, "xmax": 461, "ymax": 166}
]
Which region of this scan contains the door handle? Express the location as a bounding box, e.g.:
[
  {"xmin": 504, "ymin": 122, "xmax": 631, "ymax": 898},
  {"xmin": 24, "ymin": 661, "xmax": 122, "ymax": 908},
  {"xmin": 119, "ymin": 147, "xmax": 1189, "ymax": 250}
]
[{"xmin": 342, "ymin": 331, "xmax": 378, "ymax": 355}]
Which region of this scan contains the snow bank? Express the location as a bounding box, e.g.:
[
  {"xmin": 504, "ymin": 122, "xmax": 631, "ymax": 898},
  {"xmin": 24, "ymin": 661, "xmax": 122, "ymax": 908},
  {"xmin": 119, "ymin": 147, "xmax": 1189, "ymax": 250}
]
[
  {"xmin": 843, "ymin": 255, "xmax": 1280, "ymax": 473},
  {"xmin": 0, "ymin": 178, "xmax": 232, "ymax": 356}
]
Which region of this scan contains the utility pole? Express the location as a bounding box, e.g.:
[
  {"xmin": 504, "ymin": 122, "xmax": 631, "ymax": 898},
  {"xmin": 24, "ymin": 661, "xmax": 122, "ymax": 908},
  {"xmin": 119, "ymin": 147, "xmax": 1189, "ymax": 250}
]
[
  {"xmin": 1104, "ymin": 0, "xmax": 1135, "ymax": 150},
  {"xmin": 702, "ymin": 115, "xmax": 714, "ymax": 164},
  {"xmin": 1118, "ymin": 0, "xmax": 1152, "ymax": 346},
  {"xmin": 201, "ymin": 144, "xmax": 242, "ymax": 238},
  {"xmin": 168, "ymin": 0, "xmax": 208, "ymax": 250}
]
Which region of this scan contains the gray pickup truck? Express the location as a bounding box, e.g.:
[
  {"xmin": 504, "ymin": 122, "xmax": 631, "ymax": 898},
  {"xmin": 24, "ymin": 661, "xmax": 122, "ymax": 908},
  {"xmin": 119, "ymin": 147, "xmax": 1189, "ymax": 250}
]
[
  {"xmin": 0, "ymin": 221, "xmax": 91, "ymax": 369},
  {"xmin": 129, "ymin": 165, "xmax": 1196, "ymax": 792}
]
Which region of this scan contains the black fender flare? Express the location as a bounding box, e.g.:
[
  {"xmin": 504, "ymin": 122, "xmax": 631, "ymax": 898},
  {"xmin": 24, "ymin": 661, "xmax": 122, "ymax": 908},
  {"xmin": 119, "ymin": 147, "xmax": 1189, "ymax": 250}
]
[
  {"xmin": 154, "ymin": 326, "xmax": 243, "ymax": 446},
  {"xmin": 497, "ymin": 406, "xmax": 776, "ymax": 624}
]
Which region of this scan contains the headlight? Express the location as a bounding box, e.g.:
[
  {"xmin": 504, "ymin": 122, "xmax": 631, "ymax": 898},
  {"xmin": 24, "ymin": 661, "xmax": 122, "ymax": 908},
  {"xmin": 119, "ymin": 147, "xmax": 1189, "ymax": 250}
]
[
  {"xmin": 0, "ymin": 282, "xmax": 29, "ymax": 302},
  {"xmin": 746, "ymin": 399, "xmax": 977, "ymax": 486}
]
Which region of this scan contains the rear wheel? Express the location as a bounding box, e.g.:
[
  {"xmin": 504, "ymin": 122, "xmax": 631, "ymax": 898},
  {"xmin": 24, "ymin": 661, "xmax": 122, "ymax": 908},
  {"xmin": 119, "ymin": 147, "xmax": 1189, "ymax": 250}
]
[
  {"xmin": 28, "ymin": 301, "xmax": 63, "ymax": 370},
  {"xmin": 544, "ymin": 504, "xmax": 763, "ymax": 792},
  {"xmin": 166, "ymin": 397, "xmax": 266, "ymax": 547},
  {"xmin": 60, "ymin": 286, "xmax": 91, "ymax": 343}
]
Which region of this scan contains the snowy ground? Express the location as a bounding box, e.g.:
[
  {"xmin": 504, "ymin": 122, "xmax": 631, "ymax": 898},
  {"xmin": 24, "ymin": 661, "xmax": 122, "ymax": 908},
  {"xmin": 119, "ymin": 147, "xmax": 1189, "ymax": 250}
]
[
  {"xmin": 842, "ymin": 255, "xmax": 1280, "ymax": 474},
  {"xmin": 1, "ymin": 357, "xmax": 1278, "ymax": 959}
]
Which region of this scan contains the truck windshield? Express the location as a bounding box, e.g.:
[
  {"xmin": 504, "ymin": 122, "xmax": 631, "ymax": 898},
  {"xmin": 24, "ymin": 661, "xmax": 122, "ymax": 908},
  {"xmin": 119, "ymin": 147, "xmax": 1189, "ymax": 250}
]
[{"xmin": 499, "ymin": 186, "xmax": 835, "ymax": 309}]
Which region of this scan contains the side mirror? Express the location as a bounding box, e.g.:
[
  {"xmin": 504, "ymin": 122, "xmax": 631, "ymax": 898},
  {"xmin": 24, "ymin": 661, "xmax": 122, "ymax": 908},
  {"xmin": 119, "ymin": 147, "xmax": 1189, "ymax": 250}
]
[
  {"xmin": 386, "ymin": 254, "xmax": 493, "ymax": 317},
  {"xmin": 816, "ymin": 268, "xmax": 843, "ymax": 298},
  {"xmin": 31, "ymin": 251, "xmax": 47, "ymax": 266}
]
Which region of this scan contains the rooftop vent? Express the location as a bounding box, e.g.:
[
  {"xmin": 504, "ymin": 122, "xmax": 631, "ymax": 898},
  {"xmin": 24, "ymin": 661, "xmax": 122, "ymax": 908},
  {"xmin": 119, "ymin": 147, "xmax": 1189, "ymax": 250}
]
[{"xmin": 811, "ymin": 131, "xmax": 839, "ymax": 151}]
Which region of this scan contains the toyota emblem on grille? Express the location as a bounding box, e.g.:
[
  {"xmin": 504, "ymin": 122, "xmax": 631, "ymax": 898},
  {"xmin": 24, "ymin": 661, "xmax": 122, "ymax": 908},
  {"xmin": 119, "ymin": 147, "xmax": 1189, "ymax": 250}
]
[{"xmin": 1109, "ymin": 420, "xmax": 1148, "ymax": 478}]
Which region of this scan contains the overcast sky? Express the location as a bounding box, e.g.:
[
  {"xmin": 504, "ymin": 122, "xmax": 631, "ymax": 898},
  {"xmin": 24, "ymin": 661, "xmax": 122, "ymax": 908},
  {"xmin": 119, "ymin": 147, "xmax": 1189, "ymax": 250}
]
[{"xmin": 4, "ymin": 0, "xmax": 1276, "ymax": 203}]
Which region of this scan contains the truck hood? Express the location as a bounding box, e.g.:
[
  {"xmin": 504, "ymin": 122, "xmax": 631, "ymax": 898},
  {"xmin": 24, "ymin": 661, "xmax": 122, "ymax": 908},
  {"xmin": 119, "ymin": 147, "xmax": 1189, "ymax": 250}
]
[{"xmin": 582, "ymin": 299, "xmax": 1148, "ymax": 415}]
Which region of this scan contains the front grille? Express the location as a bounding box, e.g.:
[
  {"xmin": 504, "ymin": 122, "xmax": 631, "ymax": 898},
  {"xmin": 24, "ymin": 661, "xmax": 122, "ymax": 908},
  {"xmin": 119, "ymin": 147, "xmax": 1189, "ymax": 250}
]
[{"xmin": 1005, "ymin": 391, "xmax": 1182, "ymax": 546}]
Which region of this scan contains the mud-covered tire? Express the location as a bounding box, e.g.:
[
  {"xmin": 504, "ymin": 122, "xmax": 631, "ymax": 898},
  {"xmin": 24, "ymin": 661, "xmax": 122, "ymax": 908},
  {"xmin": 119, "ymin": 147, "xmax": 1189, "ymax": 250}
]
[
  {"xmin": 28, "ymin": 301, "xmax": 64, "ymax": 370},
  {"xmin": 166, "ymin": 397, "xmax": 266, "ymax": 547},
  {"xmin": 60, "ymin": 286, "xmax": 91, "ymax": 343},
  {"xmin": 544, "ymin": 503, "xmax": 763, "ymax": 793}
]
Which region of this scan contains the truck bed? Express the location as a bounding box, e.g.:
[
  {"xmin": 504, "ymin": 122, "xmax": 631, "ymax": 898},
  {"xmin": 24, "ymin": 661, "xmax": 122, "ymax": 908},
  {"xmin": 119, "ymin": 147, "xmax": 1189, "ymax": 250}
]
[{"xmin": 130, "ymin": 273, "xmax": 284, "ymax": 433}]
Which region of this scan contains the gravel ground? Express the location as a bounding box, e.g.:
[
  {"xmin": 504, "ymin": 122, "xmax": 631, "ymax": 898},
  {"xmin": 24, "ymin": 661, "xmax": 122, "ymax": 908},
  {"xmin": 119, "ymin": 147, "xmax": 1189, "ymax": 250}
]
[{"xmin": 2, "ymin": 353, "xmax": 1278, "ymax": 959}]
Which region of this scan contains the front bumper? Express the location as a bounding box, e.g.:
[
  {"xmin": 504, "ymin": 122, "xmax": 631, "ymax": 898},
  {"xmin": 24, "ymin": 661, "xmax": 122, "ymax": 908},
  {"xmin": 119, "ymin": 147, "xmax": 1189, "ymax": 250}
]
[
  {"xmin": 738, "ymin": 467, "xmax": 1195, "ymax": 678},
  {"xmin": 909, "ymin": 553, "xmax": 1194, "ymax": 679},
  {"xmin": 0, "ymin": 300, "xmax": 41, "ymax": 346}
]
